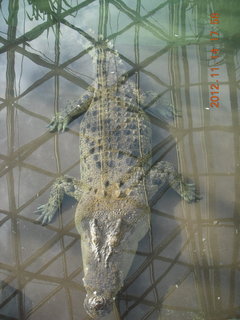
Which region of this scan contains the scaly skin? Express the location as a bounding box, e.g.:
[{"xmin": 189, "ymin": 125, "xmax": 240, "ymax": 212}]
[{"xmin": 35, "ymin": 39, "xmax": 201, "ymax": 318}]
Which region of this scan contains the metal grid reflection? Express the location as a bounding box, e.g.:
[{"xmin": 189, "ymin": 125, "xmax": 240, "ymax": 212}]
[{"xmin": 0, "ymin": 0, "xmax": 239, "ymax": 319}]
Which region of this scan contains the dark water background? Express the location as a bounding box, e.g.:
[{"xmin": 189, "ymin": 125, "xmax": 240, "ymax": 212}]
[{"xmin": 0, "ymin": 0, "xmax": 240, "ymax": 319}]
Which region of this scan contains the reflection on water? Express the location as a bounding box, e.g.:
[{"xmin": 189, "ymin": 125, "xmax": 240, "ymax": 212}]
[
  {"xmin": 0, "ymin": 281, "xmax": 32, "ymax": 319},
  {"xmin": 0, "ymin": 0, "xmax": 240, "ymax": 319}
]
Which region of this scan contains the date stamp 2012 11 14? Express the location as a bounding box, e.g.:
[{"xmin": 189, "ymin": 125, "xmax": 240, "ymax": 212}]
[{"xmin": 209, "ymin": 13, "xmax": 220, "ymax": 108}]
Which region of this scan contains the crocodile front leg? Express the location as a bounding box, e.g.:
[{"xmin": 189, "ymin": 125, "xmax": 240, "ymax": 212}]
[
  {"xmin": 146, "ymin": 160, "xmax": 201, "ymax": 203},
  {"xmin": 35, "ymin": 176, "xmax": 82, "ymax": 225},
  {"xmin": 48, "ymin": 92, "xmax": 93, "ymax": 132}
]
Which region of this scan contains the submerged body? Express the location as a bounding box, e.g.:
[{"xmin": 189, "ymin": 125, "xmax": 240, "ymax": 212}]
[
  {"xmin": 36, "ymin": 40, "xmax": 200, "ymax": 318},
  {"xmin": 77, "ymin": 81, "xmax": 152, "ymax": 317}
]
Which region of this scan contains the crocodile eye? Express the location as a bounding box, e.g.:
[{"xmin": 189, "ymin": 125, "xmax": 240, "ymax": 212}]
[{"xmin": 84, "ymin": 294, "xmax": 112, "ymax": 318}]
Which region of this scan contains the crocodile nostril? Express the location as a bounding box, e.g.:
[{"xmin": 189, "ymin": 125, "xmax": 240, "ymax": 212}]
[
  {"xmin": 92, "ymin": 297, "xmax": 105, "ymax": 310},
  {"xmin": 84, "ymin": 294, "xmax": 113, "ymax": 318}
]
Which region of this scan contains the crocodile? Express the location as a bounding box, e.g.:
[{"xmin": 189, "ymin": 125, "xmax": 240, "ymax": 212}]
[{"xmin": 35, "ymin": 39, "xmax": 201, "ymax": 318}]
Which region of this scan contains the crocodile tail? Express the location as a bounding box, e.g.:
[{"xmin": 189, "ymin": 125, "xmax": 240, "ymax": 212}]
[
  {"xmin": 90, "ymin": 37, "xmax": 119, "ymax": 58},
  {"xmin": 88, "ymin": 37, "xmax": 124, "ymax": 87}
]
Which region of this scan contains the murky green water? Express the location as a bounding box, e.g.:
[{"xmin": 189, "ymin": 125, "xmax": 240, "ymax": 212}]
[{"xmin": 0, "ymin": 0, "xmax": 240, "ymax": 319}]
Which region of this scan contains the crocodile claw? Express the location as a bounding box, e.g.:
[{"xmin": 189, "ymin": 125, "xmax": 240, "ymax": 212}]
[
  {"xmin": 47, "ymin": 113, "xmax": 69, "ymax": 132},
  {"xmin": 35, "ymin": 204, "xmax": 57, "ymax": 225},
  {"xmin": 160, "ymin": 103, "xmax": 182, "ymax": 120},
  {"xmin": 182, "ymin": 183, "xmax": 202, "ymax": 203}
]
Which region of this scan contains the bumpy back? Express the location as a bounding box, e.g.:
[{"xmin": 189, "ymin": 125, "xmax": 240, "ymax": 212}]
[{"xmin": 79, "ymin": 38, "xmax": 152, "ymax": 195}]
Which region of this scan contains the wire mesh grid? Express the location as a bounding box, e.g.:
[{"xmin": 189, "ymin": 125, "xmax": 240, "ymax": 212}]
[{"xmin": 0, "ymin": 0, "xmax": 240, "ymax": 319}]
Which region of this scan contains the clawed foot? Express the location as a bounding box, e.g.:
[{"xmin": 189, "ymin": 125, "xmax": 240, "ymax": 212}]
[
  {"xmin": 34, "ymin": 203, "xmax": 58, "ymax": 225},
  {"xmin": 181, "ymin": 183, "xmax": 202, "ymax": 203},
  {"xmin": 159, "ymin": 103, "xmax": 182, "ymax": 121},
  {"xmin": 47, "ymin": 113, "xmax": 70, "ymax": 132},
  {"xmin": 148, "ymin": 95, "xmax": 182, "ymax": 121}
]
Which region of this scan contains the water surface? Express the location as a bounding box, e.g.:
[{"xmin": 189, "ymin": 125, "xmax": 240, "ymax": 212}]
[{"xmin": 0, "ymin": 1, "xmax": 240, "ymax": 319}]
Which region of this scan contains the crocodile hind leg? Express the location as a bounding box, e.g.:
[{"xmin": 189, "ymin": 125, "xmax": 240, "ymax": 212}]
[
  {"xmin": 152, "ymin": 100, "xmax": 182, "ymax": 121},
  {"xmin": 35, "ymin": 176, "xmax": 82, "ymax": 225},
  {"xmin": 146, "ymin": 161, "xmax": 201, "ymax": 203},
  {"xmin": 48, "ymin": 92, "xmax": 93, "ymax": 132},
  {"xmin": 157, "ymin": 101, "xmax": 182, "ymax": 121}
]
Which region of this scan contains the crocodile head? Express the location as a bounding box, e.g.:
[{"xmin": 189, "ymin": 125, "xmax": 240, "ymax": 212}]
[{"xmin": 75, "ymin": 197, "xmax": 150, "ymax": 318}]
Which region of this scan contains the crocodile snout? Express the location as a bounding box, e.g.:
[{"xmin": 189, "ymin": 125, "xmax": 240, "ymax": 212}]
[{"xmin": 84, "ymin": 294, "xmax": 113, "ymax": 318}]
